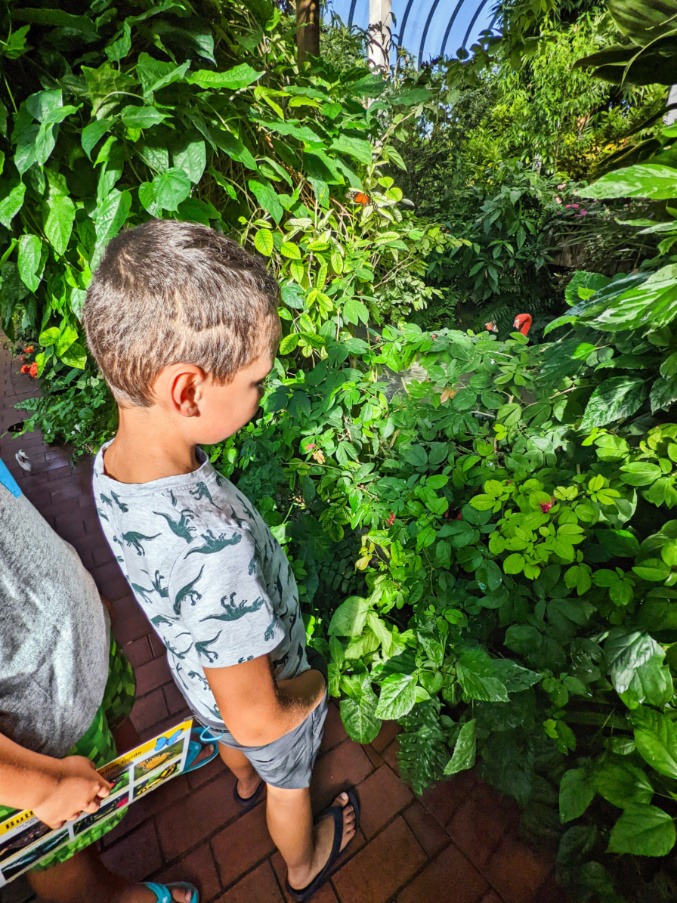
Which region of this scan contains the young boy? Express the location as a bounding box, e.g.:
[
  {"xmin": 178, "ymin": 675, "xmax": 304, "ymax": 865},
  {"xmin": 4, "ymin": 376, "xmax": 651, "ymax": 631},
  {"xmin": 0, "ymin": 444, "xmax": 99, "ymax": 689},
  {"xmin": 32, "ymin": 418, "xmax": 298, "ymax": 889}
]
[
  {"xmin": 0, "ymin": 456, "xmax": 196, "ymax": 903},
  {"xmin": 85, "ymin": 220, "xmax": 358, "ymax": 902}
]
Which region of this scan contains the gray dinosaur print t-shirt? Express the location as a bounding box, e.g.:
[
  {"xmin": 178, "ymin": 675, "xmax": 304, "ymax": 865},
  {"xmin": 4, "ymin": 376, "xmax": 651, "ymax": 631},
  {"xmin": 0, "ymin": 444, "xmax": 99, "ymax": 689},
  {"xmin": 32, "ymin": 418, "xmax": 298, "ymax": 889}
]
[{"xmin": 92, "ymin": 444, "xmax": 308, "ymax": 726}]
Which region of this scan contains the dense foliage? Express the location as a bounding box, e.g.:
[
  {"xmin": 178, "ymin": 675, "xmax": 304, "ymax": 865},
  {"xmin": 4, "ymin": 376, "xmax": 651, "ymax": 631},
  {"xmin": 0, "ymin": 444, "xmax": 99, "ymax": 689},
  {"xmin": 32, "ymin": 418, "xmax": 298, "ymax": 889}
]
[{"xmin": 2, "ymin": 1, "xmax": 677, "ymax": 901}]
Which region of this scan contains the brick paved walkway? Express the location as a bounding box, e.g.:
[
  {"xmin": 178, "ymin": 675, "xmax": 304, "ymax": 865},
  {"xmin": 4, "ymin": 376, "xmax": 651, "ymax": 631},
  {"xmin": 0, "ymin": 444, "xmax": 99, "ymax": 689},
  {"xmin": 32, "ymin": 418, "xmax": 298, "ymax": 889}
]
[{"xmin": 0, "ymin": 335, "xmax": 565, "ymax": 903}]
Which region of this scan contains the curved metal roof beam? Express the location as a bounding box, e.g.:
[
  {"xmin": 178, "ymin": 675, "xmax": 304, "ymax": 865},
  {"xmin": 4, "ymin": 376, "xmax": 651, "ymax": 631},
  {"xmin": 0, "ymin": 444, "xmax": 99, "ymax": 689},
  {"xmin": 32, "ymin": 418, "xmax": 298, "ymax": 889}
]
[
  {"xmin": 418, "ymin": 0, "xmax": 445, "ymax": 65},
  {"xmin": 438, "ymin": 0, "xmax": 468, "ymax": 62},
  {"xmin": 347, "ymin": 0, "xmax": 359, "ymax": 26},
  {"xmin": 398, "ymin": 0, "xmax": 417, "ymax": 52},
  {"xmin": 459, "ymin": 0, "xmax": 494, "ymax": 52}
]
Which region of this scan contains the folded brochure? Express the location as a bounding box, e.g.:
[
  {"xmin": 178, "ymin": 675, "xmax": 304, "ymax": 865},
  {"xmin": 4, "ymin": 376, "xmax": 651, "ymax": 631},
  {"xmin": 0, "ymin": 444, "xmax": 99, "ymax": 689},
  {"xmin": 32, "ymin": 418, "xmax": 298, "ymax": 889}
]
[{"xmin": 0, "ymin": 718, "xmax": 193, "ymax": 886}]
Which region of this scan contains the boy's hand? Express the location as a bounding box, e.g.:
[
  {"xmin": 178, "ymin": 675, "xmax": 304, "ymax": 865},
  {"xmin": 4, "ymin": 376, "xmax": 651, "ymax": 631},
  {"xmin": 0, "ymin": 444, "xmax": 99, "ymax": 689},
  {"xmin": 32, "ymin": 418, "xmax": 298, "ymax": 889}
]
[{"xmin": 33, "ymin": 756, "xmax": 112, "ymax": 829}]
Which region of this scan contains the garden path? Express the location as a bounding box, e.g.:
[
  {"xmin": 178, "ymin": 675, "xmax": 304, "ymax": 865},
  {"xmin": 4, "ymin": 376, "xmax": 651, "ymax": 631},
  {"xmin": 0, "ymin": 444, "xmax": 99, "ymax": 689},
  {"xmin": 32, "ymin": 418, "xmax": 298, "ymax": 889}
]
[{"xmin": 0, "ymin": 337, "xmax": 565, "ymax": 903}]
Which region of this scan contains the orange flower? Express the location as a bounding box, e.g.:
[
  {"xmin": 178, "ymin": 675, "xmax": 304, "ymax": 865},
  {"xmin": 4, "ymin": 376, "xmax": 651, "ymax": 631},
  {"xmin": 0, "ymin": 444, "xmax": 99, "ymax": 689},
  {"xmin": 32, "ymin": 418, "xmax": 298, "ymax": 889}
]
[
  {"xmin": 20, "ymin": 364, "xmax": 30, "ymax": 374},
  {"xmin": 24, "ymin": 345, "xmax": 34, "ymax": 354},
  {"xmin": 28, "ymin": 362, "xmax": 38, "ymax": 378}
]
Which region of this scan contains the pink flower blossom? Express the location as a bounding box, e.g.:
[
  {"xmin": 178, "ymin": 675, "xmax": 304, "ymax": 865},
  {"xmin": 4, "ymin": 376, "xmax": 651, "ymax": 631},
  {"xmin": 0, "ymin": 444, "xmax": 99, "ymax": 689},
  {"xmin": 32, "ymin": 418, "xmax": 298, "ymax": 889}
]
[
  {"xmin": 557, "ymin": 183, "xmax": 566, "ymax": 189},
  {"xmin": 579, "ymin": 209, "xmax": 588, "ymax": 216},
  {"xmin": 571, "ymin": 203, "xmax": 579, "ymax": 209},
  {"xmin": 555, "ymin": 196, "xmax": 562, "ymax": 204}
]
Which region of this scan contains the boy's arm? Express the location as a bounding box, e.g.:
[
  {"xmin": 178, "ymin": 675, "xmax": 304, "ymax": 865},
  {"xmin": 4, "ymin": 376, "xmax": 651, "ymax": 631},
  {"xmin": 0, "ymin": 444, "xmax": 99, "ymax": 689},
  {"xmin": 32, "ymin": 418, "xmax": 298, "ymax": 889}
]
[
  {"xmin": 0, "ymin": 733, "xmax": 111, "ymax": 829},
  {"xmin": 204, "ymin": 656, "xmax": 325, "ymax": 747}
]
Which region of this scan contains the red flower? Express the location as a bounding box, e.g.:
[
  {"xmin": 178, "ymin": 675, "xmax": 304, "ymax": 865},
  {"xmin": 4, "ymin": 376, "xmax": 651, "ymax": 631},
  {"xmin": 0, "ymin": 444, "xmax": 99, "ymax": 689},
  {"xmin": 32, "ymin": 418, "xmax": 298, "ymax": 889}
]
[
  {"xmin": 386, "ymin": 512, "xmax": 396, "ymax": 527},
  {"xmin": 28, "ymin": 362, "xmax": 38, "ymax": 378},
  {"xmin": 24, "ymin": 345, "xmax": 34, "ymax": 354},
  {"xmin": 540, "ymin": 500, "xmax": 554, "ymax": 513},
  {"xmin": 20, "ymin": 364, "xmax": 30, "ymax": 374}
]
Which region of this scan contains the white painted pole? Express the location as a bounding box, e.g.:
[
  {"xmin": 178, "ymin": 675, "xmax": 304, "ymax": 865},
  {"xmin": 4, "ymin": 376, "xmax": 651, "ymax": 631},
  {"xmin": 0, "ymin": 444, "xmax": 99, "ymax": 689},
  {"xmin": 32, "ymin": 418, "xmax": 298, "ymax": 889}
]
[
  {"xmin": 368, "ymin": 0, "xmax": 392, "ymax": 72},
  {"xmin": 665, "ymin": 84, "xmax": 677, "ymax": 126}
]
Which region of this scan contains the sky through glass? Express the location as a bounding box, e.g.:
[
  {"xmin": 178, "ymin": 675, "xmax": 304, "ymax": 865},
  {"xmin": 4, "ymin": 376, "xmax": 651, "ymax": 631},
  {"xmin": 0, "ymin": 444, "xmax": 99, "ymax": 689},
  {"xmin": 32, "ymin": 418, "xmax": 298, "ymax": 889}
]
[{"xmin": 325, "ymin": 0, "xmax": 500, "ymax": 64}]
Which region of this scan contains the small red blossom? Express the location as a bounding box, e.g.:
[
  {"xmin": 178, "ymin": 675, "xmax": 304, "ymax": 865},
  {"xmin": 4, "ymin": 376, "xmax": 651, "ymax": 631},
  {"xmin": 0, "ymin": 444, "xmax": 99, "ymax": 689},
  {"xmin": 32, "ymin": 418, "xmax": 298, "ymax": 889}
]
[
  {"xmin": 305, "ymin": 443, "xmax": 316, "ymax": 451},
  {"xmin": 24, "ymin": 345, "xmax": 34, "ymax": 354},
  {"xmin": 540, "ymin": 500, "xmax": 554, "ymax": 513},
  {"xmin": 28, "ymin": 362, "xmax": 38, "ymax": 378},
  {"xmin": 386, "ymin": 512, "xmax": 396, "ymax": 527},
  {"xmin": 20, "ymin": 364, "xmax": 30, "ymax": 374}
]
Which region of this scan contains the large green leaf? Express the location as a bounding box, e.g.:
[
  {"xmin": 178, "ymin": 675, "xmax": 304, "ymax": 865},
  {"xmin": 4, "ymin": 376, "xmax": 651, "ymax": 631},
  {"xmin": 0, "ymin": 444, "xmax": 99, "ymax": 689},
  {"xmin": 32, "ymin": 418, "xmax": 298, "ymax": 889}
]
[
  {"xmin": 120, "ymin": 105, "xmax": 168, "ymax": 130},
  {"xmin": 374, "ymin": 673, "xmax": 417, "ymax": 719},
  {"xmin": 591, "ymin": 266, "xmax": 677, "ymax": 333},
  {"xmin": 17, "ymin": 233, "xmax": 42, "ymax": 292},
  {"xmin": 136, "ymin": 53, "xmax": 189, "ymax": 98},
  {"xmin": 605, "ymin": 630, "xmax": 671, "ymax": 708},
  {"xmin": 634, "ymin": 710, "xmax": 677, "ymax": 779},
  {"xmin": 0, "ymin": 182, "xmax": 26, "ymax": 228},
  {"xmin": 187, "ymin": 63, "xmax": 263, "ymax": 90},
  {"xmin": 560, "ymin": 767, "xmax": 595, "ymax": 822},
  {"xmin": 172, "ymin": 138, "xmax": 207, "ymax": 184},
  {"xmin": 328, "ymin": 596, "xmax": 369, "ymax": 637},
  {"xmin": 455, "ymin": 647, "xmax": 509, "ymax": 703},
  {"xmin": 139, "ymin": 168, "xmax": 192, "ymax": 215},
  {"xmin": 580, "ymin": 377, "xmax": 646, "ymax": 430},
  {"xmin": 91, "ymin": 188, "xmax": 132, "ymax": 269},
  {"xmin": 330, "ymin": 135, "xmax": 373, "ymax": 165},
  {"xmin": 608, "ymin": 805, "xmax": 676, "ymax": 856},
  {"xmin": 12, "ymin": 9, "xmax": 98, "ymax": 42},
  {"xmin": 340, "ymin": 678, "xmax": 382, "ymax": 744},
  {"xmin": 44, "ymin": 194, "xmax": 75, "ymax": 257},
  {"xmin": 579, "ymin": 165, "xmax": 677, "ymax": 201},
  {"xmin": 443, "ymin": 719, "xmax": 476, "ymax": 775},
  {"xmin": 248, "ymin": 179, "xmax": 284, "ymax": 224},
  {"xmin": 81, "ymin": 119, "xmax": 112, "ymax": 160},
  {"xmin": 594, "ymin": 760, "xmax": 653, "ymax": 809}
]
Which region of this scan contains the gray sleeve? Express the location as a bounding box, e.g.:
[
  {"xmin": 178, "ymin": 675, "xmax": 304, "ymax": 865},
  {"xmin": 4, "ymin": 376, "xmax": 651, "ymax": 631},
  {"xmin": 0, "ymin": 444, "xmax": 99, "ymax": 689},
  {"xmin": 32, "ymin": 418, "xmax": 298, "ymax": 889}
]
[{"xmin": 169, "ymin": 528, "xmax": 285, "ymax": 668}]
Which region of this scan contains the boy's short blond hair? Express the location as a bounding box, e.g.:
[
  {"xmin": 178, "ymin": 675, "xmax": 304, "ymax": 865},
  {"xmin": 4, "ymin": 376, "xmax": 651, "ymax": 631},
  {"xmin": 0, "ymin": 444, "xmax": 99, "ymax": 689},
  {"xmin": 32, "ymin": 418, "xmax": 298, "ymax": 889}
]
[{"xmin": 84, "ymin": 220, "xmax": 280, "ymax": 407}]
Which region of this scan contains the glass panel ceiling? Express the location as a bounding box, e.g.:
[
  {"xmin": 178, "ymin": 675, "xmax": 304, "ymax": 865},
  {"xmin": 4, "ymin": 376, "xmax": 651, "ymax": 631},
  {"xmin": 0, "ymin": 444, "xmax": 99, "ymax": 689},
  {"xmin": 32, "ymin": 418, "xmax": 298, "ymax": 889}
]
[{"xmin": 326, "ymin": 0, "xmax": 500, "ymax": 64}]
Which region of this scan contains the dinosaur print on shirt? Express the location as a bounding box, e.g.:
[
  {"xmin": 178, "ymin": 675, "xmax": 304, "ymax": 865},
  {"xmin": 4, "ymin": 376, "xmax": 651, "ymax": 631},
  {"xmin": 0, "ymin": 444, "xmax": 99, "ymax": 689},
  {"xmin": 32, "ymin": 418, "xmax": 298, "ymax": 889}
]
[{"xmin": 93, "ymin": 443, "xmax": 308, "ymax": 727}]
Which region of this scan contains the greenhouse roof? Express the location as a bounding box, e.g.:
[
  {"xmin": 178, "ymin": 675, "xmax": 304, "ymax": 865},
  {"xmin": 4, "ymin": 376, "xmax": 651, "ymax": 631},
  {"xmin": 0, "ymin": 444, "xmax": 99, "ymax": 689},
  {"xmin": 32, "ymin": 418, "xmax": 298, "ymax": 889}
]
[{"xmin": 326, "ymin": 0, "xmax": 500, "ymax": 64}]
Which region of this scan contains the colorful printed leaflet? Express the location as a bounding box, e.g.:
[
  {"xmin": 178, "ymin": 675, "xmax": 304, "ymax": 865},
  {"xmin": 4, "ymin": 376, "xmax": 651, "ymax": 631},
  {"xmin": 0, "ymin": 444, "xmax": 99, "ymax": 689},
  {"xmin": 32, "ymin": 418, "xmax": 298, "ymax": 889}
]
[{"xmin": 0, "ymin": 719, "xmax": 193, "ymax": 886}]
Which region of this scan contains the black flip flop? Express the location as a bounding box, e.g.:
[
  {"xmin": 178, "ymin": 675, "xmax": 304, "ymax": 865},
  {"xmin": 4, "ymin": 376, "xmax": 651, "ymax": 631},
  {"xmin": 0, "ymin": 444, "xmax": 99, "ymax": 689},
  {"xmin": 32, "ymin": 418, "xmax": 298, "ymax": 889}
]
[
  {"xmin": 285, "ymin": 788, "xmax": 361, "ymax": 903},
  {"xmin": 233, "ymin": 777, "xmax": 265, "ymax": 812}
]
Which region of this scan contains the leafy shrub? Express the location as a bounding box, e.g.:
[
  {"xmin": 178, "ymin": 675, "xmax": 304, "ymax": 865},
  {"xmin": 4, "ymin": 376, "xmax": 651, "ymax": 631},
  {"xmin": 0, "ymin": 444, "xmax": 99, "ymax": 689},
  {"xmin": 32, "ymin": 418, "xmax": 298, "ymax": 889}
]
[{"xmin": 3, "ymin": 3, "xmax": 677, "ymax": 902}]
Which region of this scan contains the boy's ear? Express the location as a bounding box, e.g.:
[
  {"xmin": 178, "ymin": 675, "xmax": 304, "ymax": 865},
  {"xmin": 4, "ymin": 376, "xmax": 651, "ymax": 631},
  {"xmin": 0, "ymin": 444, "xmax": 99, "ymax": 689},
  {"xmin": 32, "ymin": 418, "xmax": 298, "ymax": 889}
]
[{"xmin": 165, "ymin": 365, "xmax": 207, "ymax": 417}]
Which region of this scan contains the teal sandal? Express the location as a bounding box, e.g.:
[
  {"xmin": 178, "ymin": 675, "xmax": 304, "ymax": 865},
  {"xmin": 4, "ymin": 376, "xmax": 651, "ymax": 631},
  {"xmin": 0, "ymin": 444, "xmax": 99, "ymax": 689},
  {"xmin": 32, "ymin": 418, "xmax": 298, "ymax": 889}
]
[
  {"xmin": 142, "ymin": 881, "xmax": 199, "ymax": 903},
  {"xmin": 182, "ymin": 726, "xmax": 219, "ymax": 774}
]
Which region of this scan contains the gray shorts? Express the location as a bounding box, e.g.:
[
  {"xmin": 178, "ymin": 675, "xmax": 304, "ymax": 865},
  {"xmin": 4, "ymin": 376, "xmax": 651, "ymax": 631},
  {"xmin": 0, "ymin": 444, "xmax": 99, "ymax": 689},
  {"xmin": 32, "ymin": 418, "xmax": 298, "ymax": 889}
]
[{"xmin": 196, "ymin": 694, "xmax": 328, "ymax": 790}]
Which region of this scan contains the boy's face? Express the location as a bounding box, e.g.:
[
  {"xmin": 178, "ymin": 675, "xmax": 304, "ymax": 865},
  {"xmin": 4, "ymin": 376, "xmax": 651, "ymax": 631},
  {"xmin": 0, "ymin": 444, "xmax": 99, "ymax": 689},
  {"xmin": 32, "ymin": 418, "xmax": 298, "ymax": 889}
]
[{"xmin": 195, "ymin": 350, "xmax": 274, "ymax": 445}]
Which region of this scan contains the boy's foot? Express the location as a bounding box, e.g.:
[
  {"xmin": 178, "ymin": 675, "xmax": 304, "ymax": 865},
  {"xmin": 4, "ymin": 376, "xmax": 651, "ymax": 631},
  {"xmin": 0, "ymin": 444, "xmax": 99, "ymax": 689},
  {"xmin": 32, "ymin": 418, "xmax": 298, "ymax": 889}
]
[
  {"xmin": 287, "ymin": 791, "xmax": 357, "ymax": 895},
  {"xmin": 235, "ymin": 773, "xmax": 263, "ymax": 801}
]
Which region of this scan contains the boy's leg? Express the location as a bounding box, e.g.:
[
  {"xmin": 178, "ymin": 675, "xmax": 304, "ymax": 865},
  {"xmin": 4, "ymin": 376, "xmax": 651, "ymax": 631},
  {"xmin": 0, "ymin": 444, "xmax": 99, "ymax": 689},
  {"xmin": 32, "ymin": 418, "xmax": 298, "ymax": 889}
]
[
  {"xmin": 28, "ymin": 847, "xmax": 192, "ymax": 903},
  {"xmin": 218, "ymin": 743, "xmax": 261, "ymax": 799},
  {"xmin": 265, "ymin": 785, "xmax": 356, "ymax": 891}
]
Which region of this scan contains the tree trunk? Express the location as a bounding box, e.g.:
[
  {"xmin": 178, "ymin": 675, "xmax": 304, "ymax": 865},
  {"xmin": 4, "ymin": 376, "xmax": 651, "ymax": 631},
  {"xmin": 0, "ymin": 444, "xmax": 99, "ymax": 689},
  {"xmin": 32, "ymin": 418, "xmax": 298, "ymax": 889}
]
[{"xmin": 296, "ymin": 0, "xmax": 320, "ymax": 64}]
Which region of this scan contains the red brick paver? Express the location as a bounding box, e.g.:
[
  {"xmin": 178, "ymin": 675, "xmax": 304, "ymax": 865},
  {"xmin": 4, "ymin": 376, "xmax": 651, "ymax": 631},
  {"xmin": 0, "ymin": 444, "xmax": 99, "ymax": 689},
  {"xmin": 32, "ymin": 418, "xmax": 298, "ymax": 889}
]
[{"xmin": 0, "ymin": 336, "xmax": 562, "ymax": 902}]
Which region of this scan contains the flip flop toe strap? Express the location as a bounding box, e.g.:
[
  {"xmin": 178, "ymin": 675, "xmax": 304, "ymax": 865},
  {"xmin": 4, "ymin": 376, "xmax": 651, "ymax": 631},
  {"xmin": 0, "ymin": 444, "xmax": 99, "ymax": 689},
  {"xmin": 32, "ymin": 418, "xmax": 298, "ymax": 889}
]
[
  {"xmin": 142, "ymin": 881, "xmax": 199, "ymax": 903},
  {"xmin": 286, "ymin": 805, "xmax": 345, "ymax": 902},
  {"xmin": 142, "ymin": 883, "xmax": 172, "ymax": 903}
]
